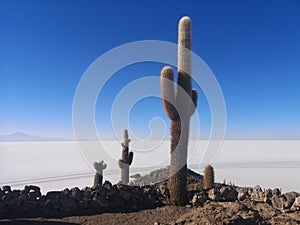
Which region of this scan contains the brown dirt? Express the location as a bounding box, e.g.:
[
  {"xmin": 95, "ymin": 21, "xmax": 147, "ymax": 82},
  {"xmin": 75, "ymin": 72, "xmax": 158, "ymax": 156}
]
[{"xmin": 0, "ymin": 205, "xmax": 189, "ymax": 225}]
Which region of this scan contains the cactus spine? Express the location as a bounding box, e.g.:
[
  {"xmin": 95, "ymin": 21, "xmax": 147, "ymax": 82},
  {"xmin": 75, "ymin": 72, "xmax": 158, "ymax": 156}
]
[
  {"xmin": 204, "ymin": 164, "xmax": 214, "ymax": 189},
  {"xmin": 118, "ymin": 129, "xmax": 134, "ymax": 184},
  {"xmin": 160, "ymin": 16, "xmax": 198, "ymax": 205},
  {"xmin": 93, "ymin": 160, "xmax": 107, "ymax": 187}
]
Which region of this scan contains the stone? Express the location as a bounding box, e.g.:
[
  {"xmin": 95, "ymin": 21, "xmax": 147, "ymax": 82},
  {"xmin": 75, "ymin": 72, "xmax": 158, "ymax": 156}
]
[
  {"xmin": 46, "ymin": 191, "xmax": 61, "ymax": 200},
  {"xmin": 62, "ymin": 188, "xmax": 70, "ymax": 196},
  {"xmin": 59, "ymin": 196, "xmax": 78, "ymax": 212},
  {"xmin": 28, "ymin": 190, "xmax": 41, "ymax": 200},
  {"xmin": 82, "ymin": 186, "xmax": 91, "ymax": 192},
  {"xmin": 0, "ymin": 190, "xmax": 4, "ymax": 199},
  {"xmin": 103, "ymin": 181, "xmax": 113, "ymax": 190},
  {"xmin": 264, "ymin": 188, "xmax": 272, "ymax": 198},
  {"xmin": 237, "ymin": 189, "xmax": 248, "ymax": 201},
  {"xmin": 291, "ymin": 196, "xmax": 300, "ymax": 211},
  {"xmin": 253, "ymin": 185, "xmax": 262, "ymax": 193},
  {"xmin": 18, "ymin": 193, "xmax": 28, "ymax": 202},
  {"xmin": 91, "ymin": 195, "xmax": 109, "ymax": 208},
  {"xmin": 283, "ymin": 192, "xmax": 299, "ymax": 209},
  {"xmin": 251, "ymin": 185, "xmax": 264, "ymax": 202},
  {"xmin": 108, "ymin": 194, "xmax": 125, "ymax": 208},
  {"xmin": 119, "ymin": 189, "xmax": 131, "ymax": 202},
  {"xmin": 24, "ymin": 185, "xmax": 40, "ymax": 193},
  {"xmin": 271, "ymin": 195, "xmax": 285, "ymax": 210},
  {"xmin": 220, "ymin": 186, "xmax": 238, "ymax": 201},
  {"xmin": 2, "ymin": 192, "xmax": 14, "ymax": 202},
  {"xmin": 208, "ymin": 188, "xmax": 222, "ymax": 201},
  {"xmin": 191, "ymin": 192, "xmax": 208, "ymax": 206},
  {"xmin": 71, "ymin": 187, "xmax": 81, "ymax": 200},
  {"xmin": 2, "ymin": 185, "xmax": 11, "ymax": 193},
  {"xmin": 130, "ymin": 173, "xmax": 141, "ymax": 179},
  {"xmin": 272, "ymin": 188, "xmax": 281, "ymax": 196}
]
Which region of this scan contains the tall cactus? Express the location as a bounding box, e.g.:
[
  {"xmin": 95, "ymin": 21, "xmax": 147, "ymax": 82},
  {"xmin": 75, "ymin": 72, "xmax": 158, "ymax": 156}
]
[
  {"xmin": 93, "ymin": 160, "xmax": 107, "ymax": 187},
  {"xmin": 204, "ymin": 164, "xmax": 214, "ymax": 189},
  {"xmin": 160, "ymin": 16, "xmax": 198, "ymax": 205},
  {"xmin": 118, "ymin": 129, "xmax": 134, "ymax": 184}
]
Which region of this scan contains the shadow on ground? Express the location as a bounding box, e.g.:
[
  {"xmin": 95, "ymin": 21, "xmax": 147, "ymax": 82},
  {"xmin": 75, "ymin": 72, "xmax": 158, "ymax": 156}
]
[{"xmin": 0, "ymin": 220, "xmax": 79, "ymax": 225}]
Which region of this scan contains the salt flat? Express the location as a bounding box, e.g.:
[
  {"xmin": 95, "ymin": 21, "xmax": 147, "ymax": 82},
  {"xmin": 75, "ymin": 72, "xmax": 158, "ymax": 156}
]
[{"xmin": 0, "ymin": 140, "xmax": 299, "ymax": 193}]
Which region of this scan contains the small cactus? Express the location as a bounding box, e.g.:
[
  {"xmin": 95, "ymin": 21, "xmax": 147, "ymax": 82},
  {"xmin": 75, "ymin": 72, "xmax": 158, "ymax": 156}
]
[
  {"xmin": 204, "ymin": 164, "xmax": 214, "ymax": 189},
  {"xmin": 118, "ymin": 129, "xmax": 133, "ymax": 184},
  {"xmin": 93, "ymin": 160, "xmax": 107, "ymax": 187},
  {"xmin": 160, "ymin": 16, "xmax": 198, "ymax": 205}
]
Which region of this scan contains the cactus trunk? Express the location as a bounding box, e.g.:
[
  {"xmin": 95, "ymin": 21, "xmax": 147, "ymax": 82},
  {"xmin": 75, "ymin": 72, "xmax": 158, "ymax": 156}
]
[
  {"xmin": 93, "ymin": 173, "xmax": 103, "ymax": 187},
  {"xmin": 93, "ymin": 161, "xmax": 106, "ymax": 187},
  {"xmin": 160, "ymin": 16, "xmax": 198, "ymax": 205},
  {"xmin": 204, "ymin": 164, "xmax": 215, "ymax": 189},
  {"xmin": 168, "ymin": 120, "xmax": 189, "ymax": 204},
  {"xmin": 118, "ymin": 129, "xmax": 133, "ymax": 184},
  {"xmin": 120, "ymin": 164, "xmax": 129, "ymax": 184}
]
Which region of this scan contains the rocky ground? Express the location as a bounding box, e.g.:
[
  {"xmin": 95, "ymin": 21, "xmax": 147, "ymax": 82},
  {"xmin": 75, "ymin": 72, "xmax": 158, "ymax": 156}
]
[{"xmin": 0, "ymin": 167, "xmax": 299, "ymax": 224}]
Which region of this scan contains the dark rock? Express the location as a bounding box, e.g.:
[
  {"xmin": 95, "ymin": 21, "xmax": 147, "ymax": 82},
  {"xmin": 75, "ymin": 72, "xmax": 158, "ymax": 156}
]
[
  {"xmin": 291, "ymin": 196, "xmax": 300, "ymax": 211},
  {"xmin": 131, "ymin": 167, "xmax": 203, "ymax": 186},
  {"xmin": 59, "ymin": 196, "xmax": 78, "ymax": 212},
  {"xmin": 237, "ymin": 188, "xmax": 248, "ymax": 201},
  {"xmin": 191, "ymin": 191, "xmax": 208, "ymax": 206},
  {"xmin": 264, "ymin": 189, "xmax": 272, "ymax": 198},
  {"xmin": 71, "ymin": 187, "xmax": 81, "ymax": 200},
  {"xmin": 46, "ymin": 191, "xmax": 61, "ymax": 200},
  {"xmin": 103, "ymin": 181, "xmax": 112, "ymax": 190},
  {"xmin": 109, "ymin": 194, "xmax": 125, "ymax": 208},
  {"xmin": 208, "ymin": 188, "xmax": 222, "ymax": 201},
  {"xmin": 283, "ymin": 191, "xmax": 299, "ymax": 209},
  {"xmin": 2, "ymin": 185, "xmax": 11, "ymax": 193},
  {"xmin": 62, "ymin": 188, "xmax": 70, "ymax": 196},
  {"xmin": 272, "ymin": 188, "xmax": 281, "ymax": 196},
  {"xmin": 119, "ymin": 189, "xmax": 131, "ymax": 202},
  {"xmin": 130, "ymin": 174, "xmax": 141, "ymax": 179},
  {"xmin": 251, "ymin": 185, "xmax": 264, "ymax": 202},
  {"xmin": 24, "ymin": 185, "xmax": 40, "ymax": 193},
  {"xmin": 253, "ymin": 185, "xmax": 262, "ymax": 193},
  {"xmin": 271, "ymin": 195, "xmax": 285, "ymax": 210},
  {"xmin": 28, "ymin": 190, "xmax": 41, "ymax": 200},
  {"xmin": 82, "ymin": 186, "xmax": 91, "ymax": 192},
  {"xmin": 0, "ymin": 190, "xmax": 4, "ymax": 199},
  {"xmin": 220, "ymin": 186, "xmax": 238, "ymax": 201},
  {"xmin": 42, "ymin": 199, "xmax": 60, "ymax": 211},
  {"xmin": 2, "ymin": 192, "xmax": 14, "ymax": 202},
  {"xmin": 91, "ymin": 194, "xmax": 109, "ymax": 208},
  {"xmin": 17, "ymin": 194, "xmax": 28, "ymax": 202}
]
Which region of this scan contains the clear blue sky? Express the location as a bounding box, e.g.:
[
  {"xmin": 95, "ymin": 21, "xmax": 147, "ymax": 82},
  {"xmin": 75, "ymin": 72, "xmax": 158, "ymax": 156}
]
[{"xmin": 1, "ymin": 0, "xmax": 300, "ymax": 139}]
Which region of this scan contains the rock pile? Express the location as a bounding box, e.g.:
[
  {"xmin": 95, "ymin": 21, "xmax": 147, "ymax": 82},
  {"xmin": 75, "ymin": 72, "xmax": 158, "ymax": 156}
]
[
  {"xmin": 0, "ymin": 181, "xmax": 164, "ymax": 218},
  {"xmin": 130, "ymin": 167, "xmax": 203, "ymax": 186}
]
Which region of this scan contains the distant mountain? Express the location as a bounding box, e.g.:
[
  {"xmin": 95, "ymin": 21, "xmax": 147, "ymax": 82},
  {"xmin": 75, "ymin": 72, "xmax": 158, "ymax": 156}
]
[{"xmin": 0, "ymin": 132, "xmax": 67, "ymax": 142}]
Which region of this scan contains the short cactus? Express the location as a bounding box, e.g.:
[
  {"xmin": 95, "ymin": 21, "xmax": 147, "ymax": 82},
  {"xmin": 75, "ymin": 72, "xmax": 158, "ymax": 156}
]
[
  {"xmin": 160, "ymin": 16, "xmax": 198, "ymax": 205},
  {"xmin": 93, "ymin": 160, "xmax": 107, "ymax": 187},
  {"xmin": 118, "ymin": 129, "xmax": 133, "ymax": 184},
  {"xmin": 204, "ymin": 164, "xmax": 214, "ymax": 189}
]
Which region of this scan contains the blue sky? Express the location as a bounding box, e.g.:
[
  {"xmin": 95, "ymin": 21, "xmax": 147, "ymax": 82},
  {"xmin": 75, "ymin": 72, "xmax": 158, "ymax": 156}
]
[{"xmin": 0, "ymin": 0, "xmax": 300, "ymax": 139}]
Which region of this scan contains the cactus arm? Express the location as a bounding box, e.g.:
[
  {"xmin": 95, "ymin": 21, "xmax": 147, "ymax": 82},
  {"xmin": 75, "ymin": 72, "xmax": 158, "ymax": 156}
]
[
  {"xmin": 128, "ymin": 151, "xmax": 133, "ymax": 165},
  {"xmin": 160, "ymin": 66, "xmax": 178, "ymax": 121},
  {"xmin": 93, "ymin": 161, "xmax": 97, "ymax": 169},
  {"xmin": 93, "ymin": 161, "xmax": 107, "ymax": 173}
]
